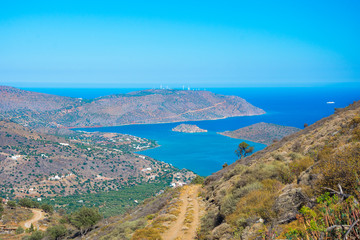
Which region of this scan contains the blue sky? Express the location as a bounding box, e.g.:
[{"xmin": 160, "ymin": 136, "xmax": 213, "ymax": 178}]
[{"xmin": 0, "ymin": 0, "xmax": 359, "ymax": 88}]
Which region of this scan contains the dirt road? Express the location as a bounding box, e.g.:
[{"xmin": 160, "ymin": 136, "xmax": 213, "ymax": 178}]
[
  {"xmin": 22, "ymin": 209, "xmax": 45, "ymax": 229},
  {"xmin": 161, "ymin": 185, "xmax": 202, "ymax": 240}
]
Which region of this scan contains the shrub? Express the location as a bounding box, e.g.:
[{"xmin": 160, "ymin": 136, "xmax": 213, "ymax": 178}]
[
  {"xmin": 288, "ymin": 156, "xmax": 314, "ymax": 177},
  {"xmin": 232, "ymin": 181, "xmax": 262, "ymax": 200},
  {"xmin": 281, "ymin": 192, "xmax": 360, "ymax": 239},
  {"xmin": 45, "ymin": 224, "xmax": 67, "ymax": 240},
  {"xmin": 132, "ymin": 228, "xmax": 162, "ymax": 240},
  {"xmin": 315, "ymin": 143, "xmax": 360, "ymax": 197},
  {"xmin": 100, "ymin": 219, "xmax": 146, "ymax": 240},
  {"xmin": 69, "ymin": 207, "xmax": 102, "ymax": 236},
  {"xmin": 288, "ymin": 152, "xmax": 302, "ymax": 160},
  {"xmin": 227, "ymin": 179, "xmax": 283, "ymax": 231},
  {"xmin": 273, "ymin": 153, "xmax": 285, "ymax": 161},
  {"xmin": 23, "ymin": 231, "xmax": 44, "ymax": 240},
  {"xmin": 41, "ymin": 203, "xmax": 54, "ymax": 214},
  {"xmin": 19, "ymin": 198, "xmax": 39, "ymax": 208},
  {"xmin": 0, "ymin": 203, "xmax": 3, "ymax": 217},
  {"xmin": 191, "ymin": 175, "xmax": 205, "ymax": 185},
  {"xmin": 16, "ymin": 226, "xmax": 24, "ymax": 234},
  {"xmin": 220, "ymin": 194, "xmax": 237, "ymax": 216},
  {"xmin": 7, "ymin": 200, "xmax": 16, "ymax": 208},
  {"xmin": 292, "ymin": 141, "xmax": 303, "ymax": 153}
]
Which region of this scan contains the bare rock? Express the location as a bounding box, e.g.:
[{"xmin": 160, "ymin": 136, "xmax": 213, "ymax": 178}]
[
  {"xmin": 241, "ymin": 222, "xmax": 264, "ymax": 240},
  {"xmin": 273, "ymin": 185, "xmax": 310, "ymax": 224},
  {"xmin": 297, "ymin": 165, "xmax": 318, "ymax": 187},
  {"xmin": 211, "ymin": 223, "xmax": 233, "ymax": 240}
]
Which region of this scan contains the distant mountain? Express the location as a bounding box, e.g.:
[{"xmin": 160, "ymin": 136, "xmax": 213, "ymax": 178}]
[
  {"xmin": 0, "ymin": 86, "xmax": 265, "ymax": 132},
  {"xmin": 219, "ymin": 122, "xmax": 300, "ymax": 145}
]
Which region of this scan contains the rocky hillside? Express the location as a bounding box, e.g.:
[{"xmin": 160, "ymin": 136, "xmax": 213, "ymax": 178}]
[
  {"xmin": 0, "ymin": 86, "xmax": 265, "ymax": 132},
  {"xmin": 219, "ymin": 122, "xmax": 300, "ymax": 145},
  {"xmin": 199, "ymin": 101, "xmax": 360, "ymax": 239}
]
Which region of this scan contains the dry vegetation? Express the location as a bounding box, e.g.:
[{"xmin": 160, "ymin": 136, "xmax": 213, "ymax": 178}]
[{"xmin": 199, "ymin": 101, "xmax": 360, "ymax": 239}]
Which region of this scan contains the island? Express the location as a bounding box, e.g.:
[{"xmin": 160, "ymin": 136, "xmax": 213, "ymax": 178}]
[
  {"xmin": 172, "ymin": 124, "xmax": 208, "ymax": 133},
  {"xmin": 219, "ymin": 122, "xmax": 300, "ymax": 145}
]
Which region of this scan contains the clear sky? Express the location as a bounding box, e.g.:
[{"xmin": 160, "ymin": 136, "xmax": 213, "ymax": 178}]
[{"xmin": 0, "ymin": 0, "xmax": 359, "ymax": 88}]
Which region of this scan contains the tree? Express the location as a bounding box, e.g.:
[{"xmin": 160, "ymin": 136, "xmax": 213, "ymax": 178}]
[
  {"xmin": 222, "ymin": 162, "xmax": 228, "ymax": 168},
  {"xmin": 46, "ymin": 224, "xmax": 67, "ymax": 240},
  {"xmin": 304, "ymin": 123, "xmax": 308, "ymax": 128},
  {"xmin": 29, "ymin": 223, "xmax": 35, "ymax": 232},
  {"xmin": 0, "ymin": 202, "xmax": 3, "ymax": 217},
  {"xmin": 16, "ymin": 226, "xmax": 24, "ymax": 234},
  {"xmin": 41, "ymin": 203, "xmax": 54, "ymax": 214},
  {"xmin": 27, "ymin": 231, "xmax": 44, "ymax": 240},
  {"xmin": 19, "ymin": 198, "xmax": 37, "ymax": 208},
  {"xmin": 235, "ymin": 142, "xmax": 254, "ymax": 159},
  {"xmin": 7, "ymin": 200, "xmax": 16, "ymax": 209},
  {"xmin": 70, "ymin": 207, "xmax": 102, "ymax": 236}
]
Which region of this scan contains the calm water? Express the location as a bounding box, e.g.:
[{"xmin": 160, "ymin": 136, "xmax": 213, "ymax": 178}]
[{"xmin": 24, "ymin": 85, "xmax": 360, "ymax": 176}]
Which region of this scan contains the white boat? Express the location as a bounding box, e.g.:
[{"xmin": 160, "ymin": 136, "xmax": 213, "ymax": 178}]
[{"xmin": 327, "ymin": 101, "xmax": 335, "ymax": 104}]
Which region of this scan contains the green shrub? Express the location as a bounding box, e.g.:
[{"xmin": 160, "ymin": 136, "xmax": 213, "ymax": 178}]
[
  {"xmin": 191, "ymin": 175, "xmax": 205, "ymax": 185},
  {"xmin": 69, "ymin": 207, "xmax": 102, "ymax": 236},
  {"xmin": 16, "ymin": 226, "xmax": 24, "ymax": 234},
  {"xmin": 281, "ymin": 192, "xmax": 360, "ymax": 239},
  {"xmin": 45, "ymin": 224, "xmax": 67, "ymax": 240},
  {"xmin": 7, "ymin": 200, "xmax": 16, "ymax": 208}
]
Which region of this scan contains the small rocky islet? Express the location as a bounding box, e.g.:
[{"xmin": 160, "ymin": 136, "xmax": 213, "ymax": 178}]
[{"xmin": 172, "ymin": 124, "xmax": 208, "ymax": 133}]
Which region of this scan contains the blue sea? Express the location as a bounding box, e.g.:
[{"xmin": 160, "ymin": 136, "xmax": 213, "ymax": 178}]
[{"xmin": 24, "ymin": 84, "xmax": 360, "ymax": 176}]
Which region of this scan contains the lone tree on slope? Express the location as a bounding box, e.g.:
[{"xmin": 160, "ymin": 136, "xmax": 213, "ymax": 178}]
[{"xmin": 235, "ymin": 142, "xmax": 254, "ymax": 159}]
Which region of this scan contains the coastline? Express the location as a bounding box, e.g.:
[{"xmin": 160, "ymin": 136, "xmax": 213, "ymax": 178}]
[
  {"xmin": 71, "ymin": 112, "xmax": 267, "ymax": 131},
  {"xmin": 217, "ymin": 132, "xmax": 268, "ymax": 145}
]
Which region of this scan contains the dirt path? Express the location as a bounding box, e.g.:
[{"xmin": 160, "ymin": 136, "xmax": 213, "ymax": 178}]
[
  {"xmin": 22, "ymin": 209, "xmax": 45, "ymax": 229},
  {"xmin": 161, "ymin": 185, "xmax": 202, "ymax": 240}
]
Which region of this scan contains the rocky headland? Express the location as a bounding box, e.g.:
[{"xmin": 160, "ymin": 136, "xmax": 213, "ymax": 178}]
[{"xmin": 219, "ymin": 122, "xmax": 300, "ymax": 145}]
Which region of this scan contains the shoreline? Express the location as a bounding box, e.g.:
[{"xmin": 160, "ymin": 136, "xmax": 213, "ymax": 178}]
[
  {"xmin": 70, "ymin": 112, "xmax": 267, "ymax": 131},
  {"xmin": 217, "ymin": 132, "xmax": 268, "ymax": 146}
]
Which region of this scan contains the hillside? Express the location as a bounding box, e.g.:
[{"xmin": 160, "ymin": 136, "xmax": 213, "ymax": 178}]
[
  {"xmin": 198, "ymin": 101, "xmax": 360, "ymax": 239},
  {"xmin": 0, "ymin": 120, "xmax": 195, "ymax": 217},
  {"xmin": 0, "ymin": 86, "xmax": 265, "ymax": 132},
  {"xmin": 80, "ymin": 101, "xmax": 360, "ymax": 240},
  {"xmin": 219, "ymin": 122, "xmax": 300, "ymax": 145}
]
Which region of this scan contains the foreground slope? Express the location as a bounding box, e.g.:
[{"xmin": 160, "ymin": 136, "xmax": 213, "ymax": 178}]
[
  {"xmin": 199, "ymin": 101, "xmax": 360, "ymax": 239},
  {"xmin": 0, "ymin": 86, "xmax": 265, "ymax": 132}
]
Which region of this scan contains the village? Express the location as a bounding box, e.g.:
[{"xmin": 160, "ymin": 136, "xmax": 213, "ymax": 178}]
[{"xmin": 68, "ymin": 131, "xmax": 158, "ymax": 153}]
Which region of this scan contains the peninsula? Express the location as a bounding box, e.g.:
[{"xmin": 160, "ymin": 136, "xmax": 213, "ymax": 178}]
[
  {"xmin": 0, "ymin": 86, "xmax": 265, "ymax": 133},
  {"xmin": 172, "ymin": 124, "xmax": 208, "ymax": 133},
  {"xmin": 219, "ymin": 122, "xmax": 300, "ymax": 145}
]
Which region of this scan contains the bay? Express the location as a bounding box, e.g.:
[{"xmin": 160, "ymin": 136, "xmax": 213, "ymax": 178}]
[{"xmin": 24, "ymin": 84, "xmax": 360, "ymax": 176}]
